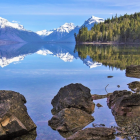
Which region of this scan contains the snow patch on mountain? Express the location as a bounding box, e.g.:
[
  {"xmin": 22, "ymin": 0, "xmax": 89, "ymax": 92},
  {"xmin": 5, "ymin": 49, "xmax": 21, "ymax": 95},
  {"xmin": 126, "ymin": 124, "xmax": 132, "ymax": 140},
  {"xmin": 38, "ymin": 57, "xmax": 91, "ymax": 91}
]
[
  {"xmin": 0, "ymin": 17, "xmax": 24, "ymax": 30},
  {"xmin": 36, "ymin": 30, "xmax": 54, "ymax": 38},
  {"xmin": 55, "ymin": 23, "xmax": 75, "ymax": 33},
  {"xmin": 82, "ymin": 16, "xmax": 104, "ymax": 30}
]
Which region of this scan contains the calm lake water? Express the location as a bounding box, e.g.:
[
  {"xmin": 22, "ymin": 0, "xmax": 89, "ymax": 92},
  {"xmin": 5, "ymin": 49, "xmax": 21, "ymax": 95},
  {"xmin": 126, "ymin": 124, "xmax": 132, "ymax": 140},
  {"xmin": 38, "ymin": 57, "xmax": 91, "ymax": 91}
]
[{"xmin": 0, "ymin": 43, "xmax": 139, "ymax": 140}]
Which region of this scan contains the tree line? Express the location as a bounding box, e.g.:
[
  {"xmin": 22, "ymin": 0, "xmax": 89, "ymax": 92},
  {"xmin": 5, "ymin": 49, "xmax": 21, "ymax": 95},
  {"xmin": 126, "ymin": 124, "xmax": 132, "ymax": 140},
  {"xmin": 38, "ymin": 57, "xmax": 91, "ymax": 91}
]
[{"xmin": 74, "ymin": 12, "xmax": 140, "ymax": 43}]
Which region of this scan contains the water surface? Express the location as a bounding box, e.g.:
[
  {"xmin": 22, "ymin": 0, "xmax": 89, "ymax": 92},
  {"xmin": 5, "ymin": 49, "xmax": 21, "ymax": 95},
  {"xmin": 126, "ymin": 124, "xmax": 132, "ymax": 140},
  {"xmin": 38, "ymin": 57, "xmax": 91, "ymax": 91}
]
[{"xmin": 0, "ymin": 43, "xmax": 139, "ymax": 140}]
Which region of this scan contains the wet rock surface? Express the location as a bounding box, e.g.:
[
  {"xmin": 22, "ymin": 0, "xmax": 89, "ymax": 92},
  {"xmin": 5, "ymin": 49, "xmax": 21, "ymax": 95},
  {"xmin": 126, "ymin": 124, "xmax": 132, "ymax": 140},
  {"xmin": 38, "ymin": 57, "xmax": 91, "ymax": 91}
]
[
  {"xmin": 126, "ymin": 65, "xmax": 140, "ymax": 78},
  {"xmin": 0, "ymin": 90, "xmax": 37, "ymax": 140},
  {"xmin": 107, "ymin": 90, "xmax": 140, "ymax": 115},
  {"xmin": 107, "ymin": 90, "xmax": 140, "ymax": 139},
  {"xmin": 128, "ymin": 81, "xmax": 140, "ymax": 92},
  {"xmin": 51, "ymin": 83, "xmax": 95, "ymax": 115},
  {"xmin": 48, "ymin": 108, "xmax": 94, "ymax": 138},
  {"xmin": 66, "ymin": 127, "xmax": 115, "ymax": 140}
]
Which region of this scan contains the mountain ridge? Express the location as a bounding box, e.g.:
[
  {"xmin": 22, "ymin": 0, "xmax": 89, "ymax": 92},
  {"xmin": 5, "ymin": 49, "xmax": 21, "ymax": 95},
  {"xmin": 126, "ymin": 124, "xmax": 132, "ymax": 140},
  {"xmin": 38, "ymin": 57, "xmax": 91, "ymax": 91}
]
[{"xmin": 37, "ymin": 16, "xmax": 104, "ymax": 42}]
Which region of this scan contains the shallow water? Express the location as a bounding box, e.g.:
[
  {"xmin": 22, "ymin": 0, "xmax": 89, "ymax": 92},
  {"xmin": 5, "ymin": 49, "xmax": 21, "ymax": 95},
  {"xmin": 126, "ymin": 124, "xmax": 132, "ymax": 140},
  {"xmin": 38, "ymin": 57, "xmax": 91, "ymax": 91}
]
[{"xmin": 0, "ymin": 43, "xmax": 139, "ymax": 140}]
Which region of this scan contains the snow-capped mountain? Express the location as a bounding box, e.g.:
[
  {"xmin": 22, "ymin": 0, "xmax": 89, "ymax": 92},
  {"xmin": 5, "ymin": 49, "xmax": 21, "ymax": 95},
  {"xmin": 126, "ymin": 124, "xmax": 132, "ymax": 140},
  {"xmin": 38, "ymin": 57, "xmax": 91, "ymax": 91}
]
[
  {"xmin": 43, "ymin": 23, "xmax": 76, "ymax": 41},
  {"xmin": 82, "ymin": 16, "xmax": 104, "ymax": 30},
  {"xmin": 0, "ymin": 17, "xmax": 24, "ymax": 30},
  {"xmin": 37, "ymin": 16, "xmax": 104, "ymax": 42},
  {"xmin": 0, "ymin": 17, "xmax": 42, "ymax": 42},
  {"xmin": 36, "ymin": 30, "xmax": 54, "ymax": 38}
]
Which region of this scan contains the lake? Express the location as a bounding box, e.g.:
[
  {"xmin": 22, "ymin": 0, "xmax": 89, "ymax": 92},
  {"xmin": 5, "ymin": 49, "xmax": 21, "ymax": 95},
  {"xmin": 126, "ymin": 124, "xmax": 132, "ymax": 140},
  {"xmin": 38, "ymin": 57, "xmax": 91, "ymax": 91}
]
[{"xmin": 0, "ymin": 43, "xmax": 139, "ymax": 140}]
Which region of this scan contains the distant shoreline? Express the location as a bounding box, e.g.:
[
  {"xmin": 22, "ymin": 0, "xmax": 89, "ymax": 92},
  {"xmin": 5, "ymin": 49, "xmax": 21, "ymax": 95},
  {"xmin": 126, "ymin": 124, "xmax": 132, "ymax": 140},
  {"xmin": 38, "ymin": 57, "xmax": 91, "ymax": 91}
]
[{"xmin": 76, "ymin": 41, "xmax": 140, "ymax": 45}]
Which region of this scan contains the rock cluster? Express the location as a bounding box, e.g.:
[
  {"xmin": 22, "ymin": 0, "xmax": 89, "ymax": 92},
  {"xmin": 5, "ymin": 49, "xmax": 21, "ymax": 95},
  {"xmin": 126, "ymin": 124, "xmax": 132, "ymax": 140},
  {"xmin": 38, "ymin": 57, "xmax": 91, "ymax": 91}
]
[
  {"xmin": 48, "ymin": 83, "xmax": 95, "ymax": 138},
  {"xmin": 126, "ymin": 65, "xmax": 140, "ymax": 78},
  {"xmin": 0, "ymin": 90, "xmax": 37, "ymax": 140},
  {"xmin": 107, "ymin": 90, "xmax": 140, "ymax": 139},
  {"xmin": 49, "ymin": 83, "xmax": 116, "ymax": 139}
]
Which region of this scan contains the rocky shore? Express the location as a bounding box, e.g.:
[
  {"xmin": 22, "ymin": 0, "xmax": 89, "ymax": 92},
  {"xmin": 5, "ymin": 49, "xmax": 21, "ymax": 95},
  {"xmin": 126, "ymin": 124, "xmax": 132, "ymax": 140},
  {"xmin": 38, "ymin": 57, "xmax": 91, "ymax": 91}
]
[
  {"xmin": 0, "ymin": 90, "xmax": 37, "ymax": 140},
  {"xmin": 48, "ymin": 83, "xmax": 115, "ymax": 139}
]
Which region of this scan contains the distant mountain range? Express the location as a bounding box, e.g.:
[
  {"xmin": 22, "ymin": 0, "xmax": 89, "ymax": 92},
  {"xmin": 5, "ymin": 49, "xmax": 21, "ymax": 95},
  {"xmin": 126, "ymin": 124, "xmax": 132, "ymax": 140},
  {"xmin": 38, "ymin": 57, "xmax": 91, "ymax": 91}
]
[
  {"xmin": 0, "ymin": 16, "xmax": 104, "ymax": 43},
  {"xmin": 37, "ymin": 16, "xmax": 104, "ymax": 42}
]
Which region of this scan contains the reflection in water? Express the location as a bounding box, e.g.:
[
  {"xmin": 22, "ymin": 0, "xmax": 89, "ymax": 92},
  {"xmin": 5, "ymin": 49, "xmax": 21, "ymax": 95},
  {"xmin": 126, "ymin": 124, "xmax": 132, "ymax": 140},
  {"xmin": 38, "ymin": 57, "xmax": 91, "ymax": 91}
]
[
  {"xmin": 1, "ymin": 43, "xmax": 140, "ymax": 139},
  {"xmin": 0, "ymin": 43, "xmax": 102, "ymax": 68},
  {"xmin": 75, "ymin": 44, "xmax": 140, "ymax": 70},
  {"xmin": 1, "ymin": 43, "xmax": 140, "ymax": 70}
]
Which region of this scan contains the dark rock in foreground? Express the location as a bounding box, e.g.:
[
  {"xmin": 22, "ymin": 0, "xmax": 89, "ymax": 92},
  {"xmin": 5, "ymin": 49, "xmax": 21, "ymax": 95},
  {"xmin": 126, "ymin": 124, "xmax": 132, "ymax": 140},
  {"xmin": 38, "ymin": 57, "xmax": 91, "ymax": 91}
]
[
  {"xmin": 51, "ymin": 83, "xmax": 95, "ymax": 115},
  {"xmin": 66, "ymin": 127, "xmax": 115, "ymax": 140},
  {"xmin": 126, "ymin": 65, "xmax": 140, "ymax": 78},
  {"xmin": 48, "ymin": 108, "xmax": 94, "ymax": 138},
  {"xmin": 0, "ymin": 90, "xmax": 37, "ymax": 140},
  {"xmin": 128, "ymin": 81, "xmax": 140, "ymax": 92}
]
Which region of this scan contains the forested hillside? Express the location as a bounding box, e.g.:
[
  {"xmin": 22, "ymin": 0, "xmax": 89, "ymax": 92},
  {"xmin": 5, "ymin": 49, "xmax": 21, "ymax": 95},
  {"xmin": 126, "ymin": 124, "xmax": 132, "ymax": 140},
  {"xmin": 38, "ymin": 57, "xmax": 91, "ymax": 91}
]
[{"xmin": 75, "ymin": 12, "xmax": 140, "ymax": 43}]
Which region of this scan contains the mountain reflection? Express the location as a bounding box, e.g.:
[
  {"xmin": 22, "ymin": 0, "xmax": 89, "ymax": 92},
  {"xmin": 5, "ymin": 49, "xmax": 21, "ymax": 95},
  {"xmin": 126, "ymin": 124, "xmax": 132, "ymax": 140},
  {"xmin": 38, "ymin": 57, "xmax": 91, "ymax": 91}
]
[
  {"xmin": 75, "ymin": 44, "xmax": 140, "ymax": 70},
  {"xmin": 0, "ymin": 43, "xmax": 101, "ymax": 68},
  {"xmin": 1, "ymin": 43, "xmax": 140, "ymax": 69}
]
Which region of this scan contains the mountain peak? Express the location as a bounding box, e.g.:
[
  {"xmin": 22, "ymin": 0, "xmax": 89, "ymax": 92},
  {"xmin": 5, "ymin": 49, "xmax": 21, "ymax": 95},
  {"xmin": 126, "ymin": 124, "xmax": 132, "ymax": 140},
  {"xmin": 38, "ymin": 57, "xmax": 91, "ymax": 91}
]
[
  {"xmin": 82, "ymin": 16, "xmax": 104, "ymax": 30},
  {"xmin": 0, "ymin": 17, "xmax": 24, "ymax": 30},
  {"xmin": 57, "ymin": 23, "xmax": 75, "ymax": 33}
]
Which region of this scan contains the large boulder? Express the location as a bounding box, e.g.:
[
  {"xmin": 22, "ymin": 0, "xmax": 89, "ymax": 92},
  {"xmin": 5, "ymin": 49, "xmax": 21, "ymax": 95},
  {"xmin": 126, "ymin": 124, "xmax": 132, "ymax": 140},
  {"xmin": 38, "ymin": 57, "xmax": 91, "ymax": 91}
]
[
  {"xmin": 126, "ymin": 65, "xmax": 140, "ymax": 78},
  {"xmin": 66, "ymin": 127, "xmax": 115, "ymax": 140},
  {"xmin": 0, "ymin": 90, "xmax": 37, "ymax": 140},
  {"xmin": 51, "ymin": 83, "xmax": 95, "ymax": 115},
  {"xmin": 48, "ymin": 108, "xmax": 94, "ymax": 138}
]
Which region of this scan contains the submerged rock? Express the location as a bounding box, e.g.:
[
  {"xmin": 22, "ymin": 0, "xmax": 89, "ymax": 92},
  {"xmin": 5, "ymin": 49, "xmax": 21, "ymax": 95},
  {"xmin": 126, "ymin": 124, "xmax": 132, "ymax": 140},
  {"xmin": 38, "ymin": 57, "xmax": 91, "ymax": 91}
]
[
  {"xmin": 126, "ymin": 65, "xmax": 140, "ymax": 78},
  {"xmin": 128, "ymin": 81, "xmax": 140, "ymax": 92},
  {"xmin": 92, "ymin": 93, "xmax": 112, "ymax": 100},
  {"xmin": 48, "ymin": 108, "xmax": 94, "ymax": 138},
  {"xmin": 0, "ymin": 90, "xmax": 37, "ymax": 140},
  {"xmin": 51, "ymin": 83, "xmax": 95, "ymax": 115},
  {"xmin": 107, "ymin": 76, "xmax": 113, "ymax": 78},
  {"xmin": 66, "ymin": 127, "xmax": 115, "ymax": 140},
  {"xmin": 96, "ymin": 103, "xmax": 103, "ymax": 108}
]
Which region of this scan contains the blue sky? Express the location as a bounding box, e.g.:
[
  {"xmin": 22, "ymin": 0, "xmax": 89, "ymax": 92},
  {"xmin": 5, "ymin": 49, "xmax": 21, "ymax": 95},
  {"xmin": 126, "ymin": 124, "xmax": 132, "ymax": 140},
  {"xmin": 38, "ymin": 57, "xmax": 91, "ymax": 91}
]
[{"xmin": 0, "ymin": 0, "xmax": 140, "ymax": 32}]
